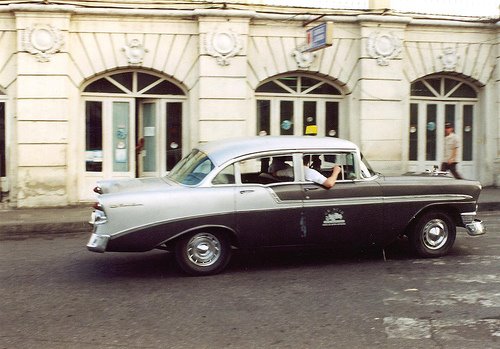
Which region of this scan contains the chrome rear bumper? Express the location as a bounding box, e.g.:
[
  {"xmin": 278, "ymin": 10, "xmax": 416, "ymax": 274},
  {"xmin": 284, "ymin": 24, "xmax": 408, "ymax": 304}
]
[{"xmin": 86, "ymin": 233, "xmax": 110, "ymax": 253}]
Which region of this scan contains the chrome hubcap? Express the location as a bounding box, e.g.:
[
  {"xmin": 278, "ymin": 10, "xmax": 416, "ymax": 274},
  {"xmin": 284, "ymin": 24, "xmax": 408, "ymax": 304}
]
[
  {"xmin": 422, "ymin": 219, "xmax": 448, "ymax": 250},
  {"xmin": 186, "ymin": 233, "xmax": 221, "ymax": 267}
]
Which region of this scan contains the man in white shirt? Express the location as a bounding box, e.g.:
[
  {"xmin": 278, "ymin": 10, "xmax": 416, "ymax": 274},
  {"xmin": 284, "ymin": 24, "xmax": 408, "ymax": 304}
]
[
  {"xmin": 440, "ymin": 122, "xmax": 463, "ymax": 179},
  {"xmin": 274, "ymin": 156, "xmax": 341, "ymax": 189}
]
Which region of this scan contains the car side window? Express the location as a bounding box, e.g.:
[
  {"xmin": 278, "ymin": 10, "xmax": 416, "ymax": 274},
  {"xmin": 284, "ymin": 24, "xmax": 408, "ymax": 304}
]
[
  {"xmin": 238, "ymin": 155, "xmax": 294, "ymax": 184},
  {"xmin": 303, "ymin": 152, "xmax": 357, "ymax": 181},
  {"xmin": 212, "ymin": 164, "xmax": 235, "ymax": 185}
]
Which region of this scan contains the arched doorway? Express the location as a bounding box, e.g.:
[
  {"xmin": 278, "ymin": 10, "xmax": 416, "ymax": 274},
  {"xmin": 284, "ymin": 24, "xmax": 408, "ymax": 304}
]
[
  {"xmin": 408, "ymin": 75, "xmax": 478, "ymax": 179},
  {"xmin": 81, "ymin": 70, "xmax": 186, "ymax": 199},
  {"xmin": 255, "ymin": 74, "xmax": 344, "ymax": 137}
]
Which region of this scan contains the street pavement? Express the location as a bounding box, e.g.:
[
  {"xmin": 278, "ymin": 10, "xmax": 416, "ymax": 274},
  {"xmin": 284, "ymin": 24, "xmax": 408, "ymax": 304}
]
[
  {"xmin": 0, "ymin": 187, "xmax": 499, "ymax": 239},
  {"xmin": 1, "ymin": 211, "xmax": 499, "ymax": 348}
]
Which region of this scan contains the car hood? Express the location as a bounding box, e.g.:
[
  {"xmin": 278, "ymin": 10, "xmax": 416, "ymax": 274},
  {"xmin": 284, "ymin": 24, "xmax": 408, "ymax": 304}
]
[{"xmin": 97, "ymin": 177, "xmax": 174, "ymax": 194}]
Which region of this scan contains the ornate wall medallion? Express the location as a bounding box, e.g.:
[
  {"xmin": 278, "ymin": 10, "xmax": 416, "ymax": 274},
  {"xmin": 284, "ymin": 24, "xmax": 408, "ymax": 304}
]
[
  {"xmin": 292, "ymin": 45, "xmax": 316, "ymax": 69},
  {"xmin": 367, "ymin": 31, "xmax": 401, "ymax": 66},
  {"xmin": 204, "ymin": 29, "xmax": 242, "ymax": 66},
  {"xmin": 122, "ymin": 39, "xmax": 148, "ymax": 65},
  {"xmin": 23, "ymin": 24, "xmax": 64, "ymax": 62},
  {"xmin": 439, "ymin": 47, "xmax": 459, "ymax": 71}
]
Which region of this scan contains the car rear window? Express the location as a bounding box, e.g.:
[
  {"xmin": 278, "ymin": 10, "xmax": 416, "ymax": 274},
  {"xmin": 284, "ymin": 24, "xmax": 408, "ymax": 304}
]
[{"xmin": 167, "ymin": 149, "xmax": 214, "ymax": 185}]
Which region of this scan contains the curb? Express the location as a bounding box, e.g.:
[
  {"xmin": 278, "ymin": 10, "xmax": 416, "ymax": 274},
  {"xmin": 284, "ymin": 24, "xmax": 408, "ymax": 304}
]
[
  {"xmin": 478, "ymin": 202, "xmax": 500, "ymax": 212},
  {"xmin": 0, "ymin": 221, "xmax": 90, "ymax": 240}
]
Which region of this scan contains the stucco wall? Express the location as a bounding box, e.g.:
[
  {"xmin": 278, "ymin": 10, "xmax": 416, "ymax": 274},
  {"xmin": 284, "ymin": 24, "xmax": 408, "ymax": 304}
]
[
  {"xmin": 0, "ymin": 4, "xmax": 498, "ymax": 207},
  {"xmin": 13, "ymin": 11, "xmax": 71, "ymax": 206}
]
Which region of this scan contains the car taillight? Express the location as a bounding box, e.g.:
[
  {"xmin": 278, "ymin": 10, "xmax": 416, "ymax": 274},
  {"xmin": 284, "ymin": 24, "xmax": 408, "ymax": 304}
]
[{"xmin": 93, "ymin": 186, "xmax": 103, "ymax": 194}]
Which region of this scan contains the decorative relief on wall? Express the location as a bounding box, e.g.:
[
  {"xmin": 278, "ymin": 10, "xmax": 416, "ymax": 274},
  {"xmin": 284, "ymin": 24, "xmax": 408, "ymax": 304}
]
[
  {"xmin": 204, "ymin": 29, "xmax": 242, "ymax": 66},
  {"xmin": 122, "ymin": 39, "xmax": 148, "ymax": 65},
  {"xmin": 367, "ymin": 31, "xmax": 401, "ymax": 66},
  {"xmin": 22, "ymin": 24, "xmax": 64, "ymax": 62},
  {"xmin": 292, "ymin": 45, "xmax": 317, "ymax": 69},
  {"xmin": 439, "ymin": 47, "xmax": 459, "ymax": 71}
]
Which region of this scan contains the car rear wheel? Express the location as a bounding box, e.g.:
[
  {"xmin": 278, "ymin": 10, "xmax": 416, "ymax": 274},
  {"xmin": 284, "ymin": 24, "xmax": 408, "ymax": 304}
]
[
  {"xmin": 175, "ymin": 231, "xmax": 231, "ymax": 276},
  {"xmin": 409, "ymin": 212, "xmax": 456, "ymax": 258}
]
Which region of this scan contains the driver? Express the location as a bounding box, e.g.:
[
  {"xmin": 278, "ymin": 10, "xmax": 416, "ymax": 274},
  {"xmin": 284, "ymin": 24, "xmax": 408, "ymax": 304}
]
[{"xmin": 273, "ymin": 156, "xmax": 341, "ymax": 189}]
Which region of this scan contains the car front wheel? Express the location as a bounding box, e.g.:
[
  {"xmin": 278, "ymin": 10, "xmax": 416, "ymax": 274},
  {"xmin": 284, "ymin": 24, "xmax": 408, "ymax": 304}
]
[
  {"xmin": 409, "ymin": 212, "xmax": 456, "ymax": 258},
  {"xmin": 175, "ymin": 231, "xmax": 231, "ymax": 276}
]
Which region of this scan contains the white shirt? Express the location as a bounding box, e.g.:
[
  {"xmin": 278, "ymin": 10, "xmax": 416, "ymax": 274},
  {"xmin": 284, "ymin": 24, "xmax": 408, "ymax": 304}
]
[
  {"xmin": 276, "ymin": 166, "xmax": 326, "ymax": 185},
  {"xmin": 304, "ymin": 167, "xmax": 327, "ymax": 185},
  {"xmin": 444, "ymin": 132, "xmax": 460, "ymax": 162}
]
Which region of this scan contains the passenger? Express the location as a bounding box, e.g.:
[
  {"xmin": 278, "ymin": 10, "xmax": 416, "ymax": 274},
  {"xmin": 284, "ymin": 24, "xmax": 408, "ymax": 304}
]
[{"xmin": 268, "ymin": 157, "xmax": 291, "ymax": 173}]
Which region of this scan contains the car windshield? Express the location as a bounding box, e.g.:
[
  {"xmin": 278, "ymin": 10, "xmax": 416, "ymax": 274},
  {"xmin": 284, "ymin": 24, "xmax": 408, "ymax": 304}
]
[
  {"xmin": 167, "ymin": 149, "xmax": 214, "ymax": 185},
  {"xmin": 360, "ymin": 154, "xmax": 377, "ymax": 178}
]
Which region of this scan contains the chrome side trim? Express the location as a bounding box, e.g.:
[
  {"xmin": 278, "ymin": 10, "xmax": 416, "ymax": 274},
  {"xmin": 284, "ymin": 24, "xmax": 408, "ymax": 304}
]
[
  {"xmin": 302, "ymin": 194, "xmax": 473, "ymax": 208},
  {"xmin": 383, "ymin": 194, "xmax": 472, "ymax": 204},
  {"xmin": 303, "ymin": 196, "xmax": 383, "ymax": 207}
]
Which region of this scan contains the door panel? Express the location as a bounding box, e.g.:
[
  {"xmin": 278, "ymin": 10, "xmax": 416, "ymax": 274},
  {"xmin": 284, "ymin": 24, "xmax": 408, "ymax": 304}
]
[
  {"xmin": 409, "ymin": 99, "xmax": 477, "ymax": 179},
  {"xmin": 82, "ymin": 98, "xmax": 134, "ymax": 200},
  {"xmin": 138, "ymin": 100, "xmax": 157, "ymax": 177},
  {"xmin": 0, "ymin": 101, "xmax": 6, "ymax": 193},
  {"xmin": 261, "ymin": 96, "xmax": 342, "ymax": 137},
  {"xmin": 138, "ymin": 100, "xmax": 184, "ymax": 177},
  {"xmin": 278, "ymin": 99, "xmax": 295, "ymax": 135},
  {"xmin": 166, "ymin": 102, "xmax": 182, "ymax": 171},
  {"xmin": 235, "ymin": 183, "xmax": 305, "ymax": 247},
  {"xmin": 301, "ymin": 181, "xmax": 383, "ymax": 247},
  {"xmin": 303, "ymin": 100, "xmax": 317, "ymax": 135},
  {"xmin": 112, "ymin": 102, "xmax": 131, "ymax": 173}
]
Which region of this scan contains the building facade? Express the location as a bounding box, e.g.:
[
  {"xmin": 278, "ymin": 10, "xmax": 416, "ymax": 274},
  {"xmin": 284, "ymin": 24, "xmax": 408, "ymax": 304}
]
[{"xmin": 0, "ymin": 0, "xmax": 498, "ymax": 207}]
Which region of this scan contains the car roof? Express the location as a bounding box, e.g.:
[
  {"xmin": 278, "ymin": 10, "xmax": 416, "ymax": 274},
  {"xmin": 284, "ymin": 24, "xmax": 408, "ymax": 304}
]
[{"xmin": 197, "ymin": 136, "xmax": 359, "ymax": 166}]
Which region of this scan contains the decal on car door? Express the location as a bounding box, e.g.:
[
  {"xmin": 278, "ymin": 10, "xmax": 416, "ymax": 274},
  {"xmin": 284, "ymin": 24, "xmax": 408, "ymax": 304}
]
[{"xmin": 322, "ymin": 208, "xmax": 346, "ymax": 227}]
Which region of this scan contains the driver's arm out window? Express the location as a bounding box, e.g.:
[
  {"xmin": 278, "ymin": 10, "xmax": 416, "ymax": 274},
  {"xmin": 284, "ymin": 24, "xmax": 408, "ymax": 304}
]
[{"xmin": 308, "ymin": 153, "xmax": 357, "ymax": 181}]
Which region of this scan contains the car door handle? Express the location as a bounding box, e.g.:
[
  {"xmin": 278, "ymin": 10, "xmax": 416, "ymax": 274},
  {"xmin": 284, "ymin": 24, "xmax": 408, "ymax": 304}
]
[
  {"xmin": 304, "ymin": 187, "xmax": 319, "ymax": 192},
  {"xmin": 240, "ymin": 190, "xmax": 255, "ymax": 194}
]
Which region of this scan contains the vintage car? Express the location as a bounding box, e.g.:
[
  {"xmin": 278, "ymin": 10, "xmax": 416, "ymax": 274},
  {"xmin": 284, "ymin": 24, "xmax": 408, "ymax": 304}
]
[{"xmin": 87, "ymin": 136, "xmax": 485, "ymax": 276}]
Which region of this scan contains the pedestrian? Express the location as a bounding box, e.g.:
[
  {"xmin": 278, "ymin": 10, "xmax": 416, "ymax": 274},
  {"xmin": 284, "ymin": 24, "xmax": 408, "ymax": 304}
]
[{"xmin": 440, "ymin": 122, "xmax": 462, "ymax": 179}]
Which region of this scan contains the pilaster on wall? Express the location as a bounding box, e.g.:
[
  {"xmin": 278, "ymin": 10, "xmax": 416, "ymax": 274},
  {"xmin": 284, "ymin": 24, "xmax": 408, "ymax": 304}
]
[
  {"xmin": 197, "ymin": 16, "xmax": 251, "ymax": 142},
  {"xmin": 14, "ymin": 10, "xmax": 71, "ymax": 207},
  {"xmin": 495, "ymin": 26, "xmax": 500, "ymax": 187},
  {"xmin": 357, "ymin": 17, "xmax": 408, "ymax": 175}
]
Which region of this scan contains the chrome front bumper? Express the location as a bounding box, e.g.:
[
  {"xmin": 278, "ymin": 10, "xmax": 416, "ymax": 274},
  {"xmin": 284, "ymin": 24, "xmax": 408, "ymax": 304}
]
[
  {"xmin": 461, "ymin": 212, "xmax": 486, "ymax": 236},
  {"xmin": 87, "ymin": 233, "xmax": 110, "ymax": 253},
  {"xmin": 464, "ymin": 220, "xmax": 486, "ymax": 236}
]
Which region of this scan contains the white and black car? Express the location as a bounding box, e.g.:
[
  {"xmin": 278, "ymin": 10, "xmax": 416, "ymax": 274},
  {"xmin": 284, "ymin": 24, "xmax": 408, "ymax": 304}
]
[{"xmin": 87, "ymin": 136, "xmax": 485, "ymax": 276}]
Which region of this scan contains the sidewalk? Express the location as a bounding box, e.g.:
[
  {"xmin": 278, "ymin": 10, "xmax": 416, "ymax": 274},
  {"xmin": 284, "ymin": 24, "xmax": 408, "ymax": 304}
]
[
  {"xmin": 0, "ymin": 187, "xmax": 499, "ymax": 239},
  {"xmin": 0, "ymin": 205, "xmax": 91, "ymax": 239},
  {"xmin": 478, "ymin": 187, "xmax": 500, "ymax": 211}
]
